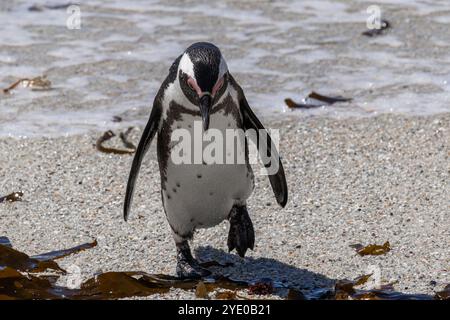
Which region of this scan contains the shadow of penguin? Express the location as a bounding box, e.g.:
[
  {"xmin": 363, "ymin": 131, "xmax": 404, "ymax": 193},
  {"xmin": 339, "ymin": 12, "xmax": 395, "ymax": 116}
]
[{"xmin": 195, "ymin": 246, "xmax": 335, "ymax": 298}]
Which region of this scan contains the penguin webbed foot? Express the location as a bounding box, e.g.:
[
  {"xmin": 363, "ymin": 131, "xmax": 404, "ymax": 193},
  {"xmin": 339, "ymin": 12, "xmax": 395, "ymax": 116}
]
[
  {"xmin": 176, "ymin": 241, "xmax": 211, "ymax": 279},
  {"xmin": 227, "ymin": 205, "xmax": 255, "ymax": 258}
]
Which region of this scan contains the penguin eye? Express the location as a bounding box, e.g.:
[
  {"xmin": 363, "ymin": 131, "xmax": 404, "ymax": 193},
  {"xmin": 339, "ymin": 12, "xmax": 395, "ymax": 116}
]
[{"xmin": 187, "ymin": 77, "xmax": 196, "ymax": 91}]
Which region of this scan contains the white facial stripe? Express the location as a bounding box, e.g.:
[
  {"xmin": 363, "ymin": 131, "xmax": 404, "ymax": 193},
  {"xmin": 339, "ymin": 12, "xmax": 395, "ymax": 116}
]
[
  {"xmin": 178, "ymin": 53, "xmax": 195, "ymax": 79},
  {"xmin": 218, "ymin": 56, "xmax": 228, "ymax": 79},
  {"xmin": 162, "ymin": 80, "xmax": 199, "ymax": 122}
]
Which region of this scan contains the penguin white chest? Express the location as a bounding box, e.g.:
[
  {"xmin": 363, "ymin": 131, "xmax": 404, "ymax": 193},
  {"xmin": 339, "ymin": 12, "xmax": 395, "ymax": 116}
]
[{"xmin": 160, "ymin": 110, "xmax": 254, "ymax": 236}]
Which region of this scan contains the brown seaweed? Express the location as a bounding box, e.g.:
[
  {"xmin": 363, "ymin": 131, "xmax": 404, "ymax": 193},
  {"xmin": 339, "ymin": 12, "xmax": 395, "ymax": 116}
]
[
  {"xmin": 96, "ymin": 129, "xmax": 136, "ymax": 155},
  {"xmin": 0, "ymin": 240, "xmax": 444, "ymax": 300},
  {"xmin": 285, "ymin": 92, "xmax": 351, "ymax": 109},
  {"xmin": 31, "ymin": 240, "xmax": 97, "ymax": 261},
  {"xmin": 215, "ymin": 290, "xmax": 238, "ymax": 300},
  {"xmin": 248, "ymin": 280, "xmax": 274, "ymax": 295},
  {"xmin": 318, "ymin": 274, "xmax": 434, "ymax": 300},
  {"xmin": 195, "ymin": 281, "xmax": 209, "ymax": 298},
  {"xmin": 308, "ymin": 91, "xmax": 352, "ymax": 104},
  {"xmin": 75, "ymin": 272, "xmax": 175, "ymax": 299},
  {"xmin": 287, "ymin": 288, "xmax": 306, "ymax": 300},
  {"xmin": 0, "ymin": 267, "xmax": 61, "ymax": 300},
  {"xmin": 362, "ymin": 19, "xmax": 391, "ymax": 37},
  {"xmin": 0, "ymin": 244, "xmax": 63, "ymax": 273},
  {"xmin": 333, "ymin": 274, "xmax": 372, "ymax": 299},
  {"xmin": 350, "ymin": 241, "xmax": 391, "ymax": 256},
  {"xmin": 28, "ymin": 3, "xmax": 74, "ymax": 11},
  {"xmin": 435, "ymin": 284, "xmax": 450, "ymax": 300},
  {"xmin": 0, "ymin": 240, "xmax": 249, "ymax": 300},
  {"xmin": 284, "ymin": 98, "xmax": 319, "ymax": 109},
  {"xmin": 3, "ymin": 76, "xmax": 51, "ymax": 94},
  {"xmin": 0, "ymin": 191, "xmax": 23, "ymax": 203},
  {"xmin": 72, "ymin": 273, "xmax": 248, "ymax": 300}
]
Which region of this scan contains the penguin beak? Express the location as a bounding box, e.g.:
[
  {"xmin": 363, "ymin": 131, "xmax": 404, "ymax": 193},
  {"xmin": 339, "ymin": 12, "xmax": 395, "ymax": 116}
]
[{"xmin": 199, "ymin": 94, "xmax": 212, "ymax": 131}]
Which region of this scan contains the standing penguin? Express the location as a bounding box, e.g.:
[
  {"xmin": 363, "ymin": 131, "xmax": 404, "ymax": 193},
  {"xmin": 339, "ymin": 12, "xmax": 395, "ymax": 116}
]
[{"xmin": 124, "ymin": 42, "xmax": 287, "ymax": 278}]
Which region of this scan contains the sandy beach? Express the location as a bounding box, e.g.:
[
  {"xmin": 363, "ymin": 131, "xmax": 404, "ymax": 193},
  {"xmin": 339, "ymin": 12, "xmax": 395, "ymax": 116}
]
[{"xmin": 1, "ymin": 113, "xmax": 448, "ymax": 299}]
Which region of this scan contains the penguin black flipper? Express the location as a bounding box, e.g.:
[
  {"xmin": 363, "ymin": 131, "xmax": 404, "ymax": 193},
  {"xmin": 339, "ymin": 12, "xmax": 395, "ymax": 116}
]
[
  {"xmin": 123, "ymin": 102, "xmax": 162, "ymax": 221},
  {"xmin": 233, "ymin": 76, "xmax": 288, "ymax": 208},
  {"xmin": 124, "ymin": 55, "xmax": 182, "ymax": 221}
]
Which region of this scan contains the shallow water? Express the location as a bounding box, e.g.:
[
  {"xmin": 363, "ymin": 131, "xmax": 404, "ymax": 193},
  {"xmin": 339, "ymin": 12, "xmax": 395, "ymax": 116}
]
[{"xmin": 0, "ymin": 0, "xmax": 449, "ymax": 137}]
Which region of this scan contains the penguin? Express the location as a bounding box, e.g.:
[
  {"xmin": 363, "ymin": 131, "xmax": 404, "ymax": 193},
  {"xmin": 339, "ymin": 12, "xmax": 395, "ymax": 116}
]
[{"xmin": 124, "ymin": 42, "xmax": 288, "ymax": 278}]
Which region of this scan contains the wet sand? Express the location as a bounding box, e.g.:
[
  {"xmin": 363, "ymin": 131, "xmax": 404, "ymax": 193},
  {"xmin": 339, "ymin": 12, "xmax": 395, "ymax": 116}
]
[{"xmin": 1, "ymin": 113, "xmax": 448, "ymax": 299}]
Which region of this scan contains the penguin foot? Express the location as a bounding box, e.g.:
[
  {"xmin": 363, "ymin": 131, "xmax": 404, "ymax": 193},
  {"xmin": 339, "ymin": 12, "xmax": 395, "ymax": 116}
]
[
  {"xmin": 176, "ymin": 259, "xmax": 211, "ymax": 279},
  {"xmin": 176, "ymin": 241, "xmax": 211, "ymax": 279},
  {"xmin": 227, "ymin": 205, "xmax": 255, "ymax": 258}
]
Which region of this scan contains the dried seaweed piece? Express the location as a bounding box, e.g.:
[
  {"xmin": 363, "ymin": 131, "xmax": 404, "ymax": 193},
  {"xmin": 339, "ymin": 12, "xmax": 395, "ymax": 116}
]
[
  {"xmin": 215, "ymin": 290, "xmax": 237, "ymax": 300},
  {"xmin": 204, "ymin": 276, "xmax": 248, "ymax": 293},
  {"xmin": 362, "ymin": 19, "xmax": 391, "ymax": 37},
  {"xmin": 285, "ymin": 92, "xmax": 351, "ymax": 109},
  {"xmin": 333, "ymin": 273, "xmax": 435, "ymax": 300},
  {"xmin": 3, "ymin": 79, "xmax": 25, "ymax": 94},
  {"xmin": 284, "ymin": 98, "xmax": 319, "ymax": 109},
  {"xmin": 248, "ymin": 279, "xmax": 273, "ymax": 295},
  {"xmin": 28, "ymin": 3, "xmax": 74, "ymax": 11},
  {"xmin": 351, "ymin": 241, "xmax": 391, "ymax": 256},
  {"xmin": 73, "ymin": 273, "xmax": 247, "ymax": 300},
  {"xmin": 333, "ymin": 274, "xmax": 372, "ymax": 299},
  {"xmin": 286, "ymin": 288, "xmax": 306, "ymax": 300},
  {"xmin": 96, "ymin": 130, "xmax": 135, "ymax": 155},
  {"xmin": 26, "ymin": 76, "xmax": 52, "ymax": 91},
  {"xmin": 3, "ymin": 76, "xmax": 51, "ymax": 94},
  {"xmin": 0, "ymin": 244, "xmax": 63, "ymax": 273},
  {"xmin": 308, "ymin": 91, "xmax": 352, "ymax": 104},
  {"xmin": 354, "ymin": 273, "xmax": 372, "ymax": 286},
  {"xmin": 31, "ymin": 240, "xmax": 97, "ymax": 261},
  {"xmin": 334, "ymin": 280, "xmax": 357, "ymax": 299},
  {"xmin": 0, "ymin": 191, "xmax": 23, "ymax": 203},
  {"xmin": 195, "ymin": 281, "xmax": 208, "ymax": 299},
  {"xmin": 0, "ymin": 267, "xmax": 61, "ymax": 300},
  {"xmin": 74, "ymin": 272, "xmax": 171, "ymax": 299},
  {"xmin": 435, "ymin": 284, "xmax": 450, "ymax": 300}
]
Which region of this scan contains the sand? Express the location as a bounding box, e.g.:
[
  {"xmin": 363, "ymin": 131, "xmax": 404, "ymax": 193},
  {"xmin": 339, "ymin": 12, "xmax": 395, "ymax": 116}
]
[{"xmin": 1, "ymin": 113, "xmax": 448, "ymax": 299}]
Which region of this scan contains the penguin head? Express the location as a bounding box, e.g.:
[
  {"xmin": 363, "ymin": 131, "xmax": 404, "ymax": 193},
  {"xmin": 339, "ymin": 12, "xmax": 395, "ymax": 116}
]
[{"xmin": 178, "ymin": 42, "xmax": 229, "ymax": 130}]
